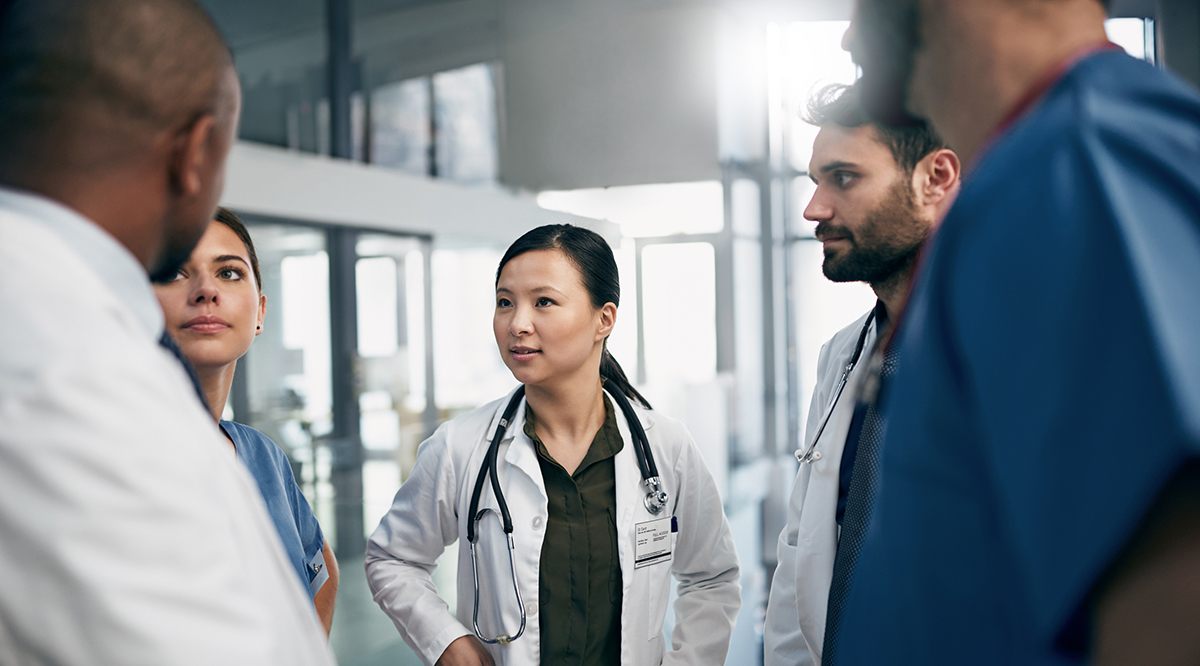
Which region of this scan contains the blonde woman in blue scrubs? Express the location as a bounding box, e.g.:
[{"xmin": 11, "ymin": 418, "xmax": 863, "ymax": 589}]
[{"xmin": 153, "ymin": 207, "xmax": 339, "ymax": 634}]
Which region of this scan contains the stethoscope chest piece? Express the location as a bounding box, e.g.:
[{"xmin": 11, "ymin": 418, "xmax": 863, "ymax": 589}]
[{"xmin": 643, "ymin": 476, "xmax": 668, "ymax": 515}]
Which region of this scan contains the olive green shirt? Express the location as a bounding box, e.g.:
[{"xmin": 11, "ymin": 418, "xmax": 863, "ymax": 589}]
[{"xmin": 524, "ymin": 395, "xmax": 623, "ymax": 666}]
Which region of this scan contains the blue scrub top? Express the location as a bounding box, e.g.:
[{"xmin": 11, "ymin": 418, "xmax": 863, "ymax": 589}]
[
  {"xmin": 837, "ymin": 50, "xmax": 1200, "ymax": 665},
  {"xmin": 221, "ymin": 421, "xmax": 328, "ymax": 598}
]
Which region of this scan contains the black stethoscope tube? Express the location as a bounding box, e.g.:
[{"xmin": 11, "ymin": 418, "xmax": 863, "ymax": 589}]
[
  {"xmin": 466, "ymin": 383, "xmax": 665, "ymax": 544},
  {"xmin": 464, "ymin": 383, "xmax": 668, "ymax": 645},
  {"xmin": 607, "ymin": 384, "xmax": 659, "ymax": 481},
  {"xmin": 467, "ymin": 385, "xmax": 526, "ymax": 544},
  {"xmin": 794, "ymin": 310, "xmax": 876, "ymax": 465}
]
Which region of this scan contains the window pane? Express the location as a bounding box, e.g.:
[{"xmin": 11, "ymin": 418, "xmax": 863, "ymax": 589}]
[
  {"xmin": 354, "ymin": 234, "xmax": 426, "ymax": 447},
  {"xmin": 357, "ymin": 257, "xmax": 400, "ymax": 359},
  {"xmin": 433, "ymin": 63, "xmax": 499, "ymax": 184},
  {"xmin": 732, "ymin": 179, "xmax": 761, "ymax": 238},
  {"xmin": 239, "ymin": 223, "xmax": 332, "ymax": 520},
  {"xmin": 537, "ymin": 181, "xmax": 724, "ymax": 238},
  {"xmin": 353, "ymin": 234, "xmax": 427, "ymax": 564},
  {"xmin": 607, "ymin": 238, "xmax": 640, "ymax": 384},
  {"xmin": 1105, "ymin": 18, "xmax": 1154, "ymax": 63},
  {"xmin": 791, "ymin": 176, "xmax": 817, "ymax": 237},
  {"xmin": 197, "ymin": 1, "xmax": 327, "ymax": 152},
  {"xmin": 775, "ymin": 21, "xmax": 858, "ymax": 172},
  {"xmin": 370, "ymin": 77, "xmax": 431, "ymax": 175},
  {"xmin": 792, "ymin": 240, "xmax": 877, "ymax": 436},
  {"xmin": 642, "ymin": 243, "xmax": 717, "ymax": 386},
  {"xmin": 431, "ymin": 248, "xmax": 514, "ymax": 413},
  {"xmin": 734, "ymin": 237, "xmax": 764, "ymax": 461}
]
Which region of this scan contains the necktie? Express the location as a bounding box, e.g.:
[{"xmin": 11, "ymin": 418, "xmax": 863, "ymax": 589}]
[
  {"xmin": 158, "ymin": 330, "xmax": 211, "ymax": 413},
  {"xmin": 822, "ymin": 340, "xmax": 901, "ymax": 665}
]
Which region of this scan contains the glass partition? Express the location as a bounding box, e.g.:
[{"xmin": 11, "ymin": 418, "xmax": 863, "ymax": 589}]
[
  {"xmin": 354, "ymin": 234, "xmax": 428, "ymax": 539},
  {"xmin": 235, "ymin": 223, "xmax": 333, "ymax": 525},
  {"xmin": 198, "ymin": 0, "xmax": 329, "ymax": 152}
]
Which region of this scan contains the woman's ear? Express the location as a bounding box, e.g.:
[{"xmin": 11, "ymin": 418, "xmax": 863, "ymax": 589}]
[
  {"xmin": 596, "ymin": 302, "xmax": 617, "ymax": 342},
  {"xmin": 256, "ymin": 293, "xmax": 267, "ymax": 336}
]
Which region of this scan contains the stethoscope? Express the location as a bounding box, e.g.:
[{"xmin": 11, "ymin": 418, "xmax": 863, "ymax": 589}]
[
  {"xmin": 465, "ymin": 384, "xmax": 669, "ymax": 645},
  {"xmin": 794, "ymin": 310, "xmax": 876, "ymax": 465}
]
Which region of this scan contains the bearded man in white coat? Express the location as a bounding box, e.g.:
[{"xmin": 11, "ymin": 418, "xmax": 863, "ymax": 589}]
[{"xmin": 763, "ymin": 81, "xmax": 960, "ymax": 666}]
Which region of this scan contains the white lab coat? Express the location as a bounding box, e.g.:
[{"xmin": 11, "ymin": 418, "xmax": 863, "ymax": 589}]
[
  {"xmin": 366, "ymin": 386, "xmax": 741, "ymax": 666},
  {"xmin": 0, "ymin": 189, "xmax": 334, "ymax": 664},
  {"xmin": 764, "ymin": 310, "xmax": 877, "ymax": 666}
]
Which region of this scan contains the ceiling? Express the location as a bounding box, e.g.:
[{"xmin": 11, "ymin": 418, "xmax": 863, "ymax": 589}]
[
  {"xmin": 198, "ymin": 0, "xmax": 460, "ymax": 51},
  {"xmin": 200, "ymin": 0, "xmax": 1156, "ymax": 54}
]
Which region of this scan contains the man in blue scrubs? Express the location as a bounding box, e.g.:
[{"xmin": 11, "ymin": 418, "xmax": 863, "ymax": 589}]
[{"xmin": 831, "ymin": 0, "xmax": 1200, "ymax": 664}]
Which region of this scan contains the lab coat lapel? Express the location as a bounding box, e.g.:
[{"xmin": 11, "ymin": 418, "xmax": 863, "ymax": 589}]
[
  {"xmin": 475, "ymin": 389, "xmax": 544, "ymax": 664},
  {"xmin": 608, "ymin": 389, "xmax": 665, "ymax": 660},
  {"xmin": 608, "ymin": 387, "xmax": 659, "ymax": 541},
  {"xmin": 792, "ymin": 314, "xmax": 878, "ymax": 659},
  {"xmin": 501, "ymin": 403, "xmax": 546, "ymax": 501}
]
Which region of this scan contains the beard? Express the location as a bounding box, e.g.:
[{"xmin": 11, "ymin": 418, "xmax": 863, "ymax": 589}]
[
  {"xmin": 849, "ymin": 0, "xmax": 926, "ymax": 129},
  {"xmin": 818, "ymin": 177, "xmax": 927, "ymax": 285}
]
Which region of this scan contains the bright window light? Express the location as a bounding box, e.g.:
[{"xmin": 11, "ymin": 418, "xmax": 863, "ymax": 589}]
[
  {"xmin": 1105, "ymin": 18, "xmax": 1154, "ymax": 63},
  {"xmin": 356, "ymin": 257, "xmax": 399, "ymax": 358},
  {"xmin": 537, "ymin": 181, "xmax": 724, "ymax": 238},
  {"xmin": 641, "ymin": 243, "xmax": 717, "ymax": 385},
  {"xmin": 774, "ymin": 21, "xmax": 858, "ymax": 172}
]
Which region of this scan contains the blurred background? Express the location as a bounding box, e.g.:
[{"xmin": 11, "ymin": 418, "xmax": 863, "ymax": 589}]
[{"xmin": 195, "ymin": 0, "xmax": 1180, "ymax": 662}]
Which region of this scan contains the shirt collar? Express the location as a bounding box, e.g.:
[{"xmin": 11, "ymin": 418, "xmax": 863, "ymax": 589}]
[
  {"xmin": 524, "ymin": 393, "xmax": 625, "ymax": 476},
  {"xmin": 0, "ymin": 185, "xmax": 165, "ymax": 340},
  {"xmin": 874, "ymin": 298, "xmax": 890, "ymax": 333}
]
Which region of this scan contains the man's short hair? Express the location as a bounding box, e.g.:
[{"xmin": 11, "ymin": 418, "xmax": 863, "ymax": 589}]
[
  {"xmin": 804, "ymin": 82, "xmax": 947, "ymax": 173},
  {"xmin": 0, "ymin": 0, "xmax": 232, "ymax": 174}
]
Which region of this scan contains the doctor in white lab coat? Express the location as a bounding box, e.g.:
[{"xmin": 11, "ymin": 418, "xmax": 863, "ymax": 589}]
[
  {"xmin": 762, "ymin": 81, "xmax": 960, "ymax": 665},
  {"xmin": 764, "ymin": 311, "xmax": 876, "ymax": 666},
  {"xmin": 366, "ymin": 224, "xmax": 740, "ymax": 666}
]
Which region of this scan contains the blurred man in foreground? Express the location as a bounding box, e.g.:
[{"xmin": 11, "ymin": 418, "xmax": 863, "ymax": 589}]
[
  {"xmin": 764, "ymin": 82, "xmax": 959, "ymax": 666},
  {"xmin": 0, "ymin": 1, "xmax": 335, "ymax": 662},
  {"xmin": 833, "ymin": 0, "xmax": 1200, "ymax": 664}
]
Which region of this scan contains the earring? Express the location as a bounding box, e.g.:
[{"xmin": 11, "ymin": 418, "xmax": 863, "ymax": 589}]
[{"xmin": 256, "ymin": 326, "xmax": 261, "ymax": 330}]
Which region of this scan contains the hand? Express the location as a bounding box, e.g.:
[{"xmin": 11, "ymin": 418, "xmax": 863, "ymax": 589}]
[{"xmin": 435, "ymin": 635, "xmax": 495, "ymax": 666}]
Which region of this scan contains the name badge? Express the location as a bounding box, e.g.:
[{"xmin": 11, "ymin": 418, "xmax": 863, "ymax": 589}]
[{"xmin": 634, "ymin": 517, "xmax": 674, "ymax": 569}]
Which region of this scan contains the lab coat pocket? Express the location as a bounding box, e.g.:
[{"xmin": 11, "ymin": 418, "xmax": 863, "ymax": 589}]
[{"xmin": 645, "ymin": 562, "xmax": 670, "ymax": 641}]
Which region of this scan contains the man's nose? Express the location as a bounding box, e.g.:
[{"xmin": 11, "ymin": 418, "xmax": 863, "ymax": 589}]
[{"xmin": 804, "ymin": 190, "xmax": 833, "ymax": 222}]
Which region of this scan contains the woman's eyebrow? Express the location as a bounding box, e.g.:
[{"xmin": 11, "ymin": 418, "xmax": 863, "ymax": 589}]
[
  {"xmin": 495, "ymin": 286, "xmax": 566, "ymax": 295},
  {"xmin": 214, "ymin": 255, "xmax": 250, "ymax": 267}
]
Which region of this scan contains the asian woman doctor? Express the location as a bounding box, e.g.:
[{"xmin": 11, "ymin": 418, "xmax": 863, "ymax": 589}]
[{"xmin": 365, "ymin": 224, "xmax": 741, "ymax": 666}]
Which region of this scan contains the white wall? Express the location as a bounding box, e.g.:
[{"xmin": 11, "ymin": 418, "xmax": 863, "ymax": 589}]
[
  {"xmin": 221, "ymin": 141, "xmax": 616, "ymax": 246},
  {"xmin": 499, "ymin": 0, "xmax": 724, "ymax": 190}
]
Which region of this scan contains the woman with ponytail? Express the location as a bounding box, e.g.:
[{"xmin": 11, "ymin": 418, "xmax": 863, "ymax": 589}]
[{"xmin": 366, "ymin": 225, "xmax": 741, "ymax": 666}]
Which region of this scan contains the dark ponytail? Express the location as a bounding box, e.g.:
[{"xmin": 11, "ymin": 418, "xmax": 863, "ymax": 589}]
[{"xmin": 497, "ymin": 224, "xmax": 652, "ymax": 410}]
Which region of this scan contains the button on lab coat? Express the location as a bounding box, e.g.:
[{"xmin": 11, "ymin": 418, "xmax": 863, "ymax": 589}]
[
  {"xmin": 366, "ymin": 387, "xmax": 742, "ymax": 666},
  {"xmin": 765, "ymin": 310, "xmax": 877, "ymax": 666}
]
